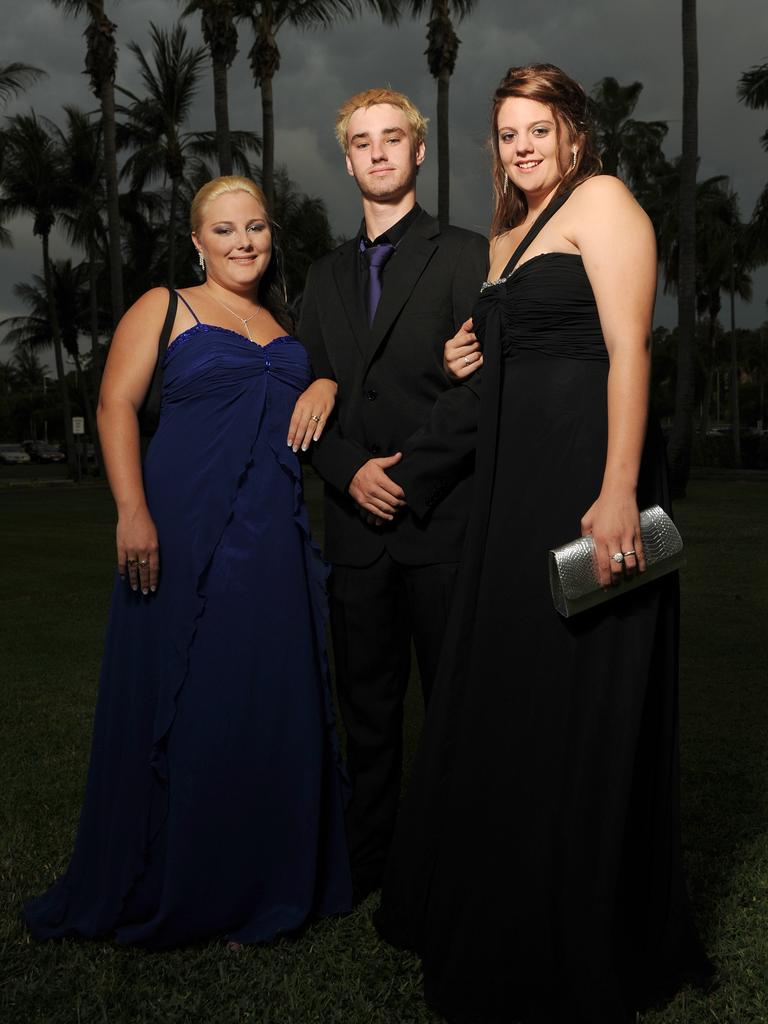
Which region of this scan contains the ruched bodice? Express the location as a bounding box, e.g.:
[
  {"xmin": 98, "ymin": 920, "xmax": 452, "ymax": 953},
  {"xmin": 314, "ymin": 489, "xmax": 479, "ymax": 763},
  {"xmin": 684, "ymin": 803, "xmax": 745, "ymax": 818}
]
[
  {"xmin": 476, "ymin": 252, "xmax": 607, "ymax": 362},
  {"xmin": 25, "ymin": 322, "xmax": 352, "ymax": 947}
]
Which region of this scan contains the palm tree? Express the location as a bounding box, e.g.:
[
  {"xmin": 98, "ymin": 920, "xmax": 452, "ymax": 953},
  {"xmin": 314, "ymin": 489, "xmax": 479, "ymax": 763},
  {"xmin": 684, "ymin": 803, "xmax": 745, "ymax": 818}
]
[
  {"xmin": 405, "ymin": 0, "xmax": 477, "ymax": 227},
  {"xmin": 654, "ymin": 169, "xmax": 753, "ymax": 440},
  {"xmin": 235, "ymin": 0, "xmax": 399, "ymax": 214},
  {"xmin": 120, "ymin": 23, "xmax": 214, "ymax": 286},
  {"xmin": 50, "ymin": 1, "xmax": 125, "ymax": 324},
  {"xmin": 0, "ymin": 261, "xmax": 103, "ymax": 464},
  {"xmin": 55, "ymin": 107, "xmax": 110, "ymax": 404},
  {"xmin": 588, "ymin": 77, "xmax": 668, "ymax": 196},
  {"xmin": 0, "ymin": 64, "xmax": 45, "ymax": 246},
  {"xmin": 271, "ymin": 166, "xmax": 334, "ymax": 303},
  {"xmin": 181, "ymin": 0, "xmax": 239, "ymax": 175},
  {"xmin": 737, "ymin": 60, "xmax": 768, "ymax": 127},
  {"xmin": 666, "ymin": 0, "xmax": 698, "ymax": 497},
  {"xmin": 737, "ymin": 61, "xmax": 768, "ymax": 266},
  {"xmin": 10, "ymin": 346, "xmax": 48, "ymax": 393},
  {"xmin": 0, "ymin": 62, "xmax": 46, "ymax": 107},
  {"xmin": 0, "ymin": 113, "xmax": 76, "ymax": 475},
  {"xmin": 119, "ymin": 22, "xmax": 260, "ymax": 289}
]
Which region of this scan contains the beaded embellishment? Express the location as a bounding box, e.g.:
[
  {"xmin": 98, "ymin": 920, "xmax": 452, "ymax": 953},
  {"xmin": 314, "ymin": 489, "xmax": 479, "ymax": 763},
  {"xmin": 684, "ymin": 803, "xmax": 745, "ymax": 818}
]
[{"xmin": 480, "ymin": 276, "xmax": 509, "ymax": 292}]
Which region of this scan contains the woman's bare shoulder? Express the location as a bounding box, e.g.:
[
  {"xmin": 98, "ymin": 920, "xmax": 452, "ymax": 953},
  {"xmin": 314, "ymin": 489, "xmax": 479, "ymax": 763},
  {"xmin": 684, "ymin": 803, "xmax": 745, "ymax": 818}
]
[
  {"xmin": 568, "ymin": 175, "xmax": 653, "ymax": 235},
  {"xmin": 111, "ymin": 288, "xmax": 173, "ymax": 345},
  {"xmin": 570, "ymin": 174, "xmax": 636, "ymax": 207}
]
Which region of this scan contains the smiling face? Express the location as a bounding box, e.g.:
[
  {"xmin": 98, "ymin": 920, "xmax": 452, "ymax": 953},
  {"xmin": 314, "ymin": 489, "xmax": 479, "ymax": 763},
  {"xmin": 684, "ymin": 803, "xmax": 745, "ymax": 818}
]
[
  {"xmin": 192, "ymin": 190, "xmax": 271, "ymax": 291},
  {"xmin": 344, "ymin": 103, "xmax": 426, "ymax": 203},
  {"xmin": 496, "ymin": 95, "xmax": 575, "ymax": 202}
]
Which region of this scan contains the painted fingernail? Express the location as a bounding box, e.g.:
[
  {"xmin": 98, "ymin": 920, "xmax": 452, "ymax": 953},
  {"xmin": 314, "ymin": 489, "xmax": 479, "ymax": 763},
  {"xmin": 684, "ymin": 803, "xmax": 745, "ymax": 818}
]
[
  {"xmin": 142, "ymin": 588, "xmax": 149, "ymax": 595},
  {"xmin": 301, "ymin": 444, "xmax": 308, "ymax": 452},
  {"xmin": 150, "ymin": 585, "xmax": 157, "ymax": 592}
]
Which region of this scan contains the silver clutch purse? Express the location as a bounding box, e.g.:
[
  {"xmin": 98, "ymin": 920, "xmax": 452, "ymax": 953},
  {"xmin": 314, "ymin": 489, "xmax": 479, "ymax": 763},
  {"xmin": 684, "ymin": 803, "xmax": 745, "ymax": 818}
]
[{"xmin": 548, "ymin": 505, "xmax": 685, "ymax": 618}]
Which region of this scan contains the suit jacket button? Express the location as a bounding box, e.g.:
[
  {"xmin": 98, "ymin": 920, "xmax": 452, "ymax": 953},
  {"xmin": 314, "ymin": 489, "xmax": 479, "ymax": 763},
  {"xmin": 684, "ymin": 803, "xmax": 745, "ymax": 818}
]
[
  {"xmin": 366, "ymin": 389, "xmax": 378, "ymax": 401},
  {"xmin": 370, "ymin": 444, "xmax": 380, "ymax": 455}
]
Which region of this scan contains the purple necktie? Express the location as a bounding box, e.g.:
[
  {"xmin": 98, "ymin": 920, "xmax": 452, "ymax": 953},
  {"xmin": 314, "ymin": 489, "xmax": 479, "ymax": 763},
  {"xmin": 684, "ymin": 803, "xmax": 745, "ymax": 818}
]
[{"xmin": 364, "ymin": 242, "xmax": 395, "ymax": 325}]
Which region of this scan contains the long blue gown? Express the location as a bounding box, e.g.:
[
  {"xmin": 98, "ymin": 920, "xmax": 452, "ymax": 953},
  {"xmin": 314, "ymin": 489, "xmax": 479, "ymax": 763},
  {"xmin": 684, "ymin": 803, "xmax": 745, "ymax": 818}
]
[{"xmin": 24, "ymin": 316, "xmax": 352, "ymax": 947}]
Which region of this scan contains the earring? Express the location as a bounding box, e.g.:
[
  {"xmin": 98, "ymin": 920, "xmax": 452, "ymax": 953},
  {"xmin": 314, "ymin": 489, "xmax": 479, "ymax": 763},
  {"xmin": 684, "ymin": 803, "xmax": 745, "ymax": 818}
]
[
  {"xmin": 570, "ymin": 148, "xmax": 577, "ymax": 170},
  {"xmin": 197, "ymin": 249, "xmax": 206, "ymax": 271},
  {"xmin": 503, "ymin": 173, "xmax": 509, "ymax": 195}
]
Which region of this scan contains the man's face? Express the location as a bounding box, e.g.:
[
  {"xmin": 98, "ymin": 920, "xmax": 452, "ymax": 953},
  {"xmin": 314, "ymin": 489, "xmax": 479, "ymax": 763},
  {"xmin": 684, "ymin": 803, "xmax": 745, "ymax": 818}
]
[{"xmin": 344, "ymin": 103, "xmax": 425, "ymax": 202}]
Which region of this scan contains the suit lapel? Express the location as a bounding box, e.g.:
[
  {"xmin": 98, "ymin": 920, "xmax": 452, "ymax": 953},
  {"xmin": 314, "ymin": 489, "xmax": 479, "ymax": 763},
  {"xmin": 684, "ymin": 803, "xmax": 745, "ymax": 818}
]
[
  {"xmin": 362, "ymin": 212, "xmax": 439, "ymax": 370},
  {"xmin": 331, "ymin": 239, "xmax": 368, "ymax": 357}
]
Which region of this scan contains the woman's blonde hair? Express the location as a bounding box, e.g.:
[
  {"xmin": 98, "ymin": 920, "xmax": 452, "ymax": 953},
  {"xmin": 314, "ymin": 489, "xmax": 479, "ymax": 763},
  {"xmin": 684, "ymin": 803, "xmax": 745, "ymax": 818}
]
[
  {"xmin": 190, "ymin": 175, "xmax": 268, "ymax": 234},
  {"xmin": 489, "ymin": 64, "xmax": 602, "ymax": 237}
]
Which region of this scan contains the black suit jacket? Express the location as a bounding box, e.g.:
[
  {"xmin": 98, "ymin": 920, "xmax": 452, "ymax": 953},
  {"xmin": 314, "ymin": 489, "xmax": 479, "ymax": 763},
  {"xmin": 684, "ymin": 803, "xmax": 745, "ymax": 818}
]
[{"xmin": 298, "ymin": 209, "xmax": 488, "ymax": 567}]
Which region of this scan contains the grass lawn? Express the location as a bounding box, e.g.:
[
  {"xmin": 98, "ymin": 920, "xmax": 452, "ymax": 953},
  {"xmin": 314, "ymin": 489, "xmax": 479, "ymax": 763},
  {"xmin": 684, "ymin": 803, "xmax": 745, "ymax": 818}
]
[{"xmin": 1, "ymin": 475, "xmax": 767, "ymax": 1024}]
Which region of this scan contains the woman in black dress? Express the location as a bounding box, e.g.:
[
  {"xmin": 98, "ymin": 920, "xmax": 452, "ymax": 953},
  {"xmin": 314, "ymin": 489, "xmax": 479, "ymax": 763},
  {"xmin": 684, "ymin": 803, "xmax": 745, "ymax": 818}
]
[{"xmin": 376, "ymin": 64, "xmax": 710, "ymax": 1024}]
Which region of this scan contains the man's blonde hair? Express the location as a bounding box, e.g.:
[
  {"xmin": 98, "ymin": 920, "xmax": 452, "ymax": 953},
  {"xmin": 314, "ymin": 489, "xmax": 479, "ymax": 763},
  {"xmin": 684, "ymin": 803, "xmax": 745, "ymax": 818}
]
[{"xmin": 335, "ymin": 88, "xmax": 428, "ymax": 152}]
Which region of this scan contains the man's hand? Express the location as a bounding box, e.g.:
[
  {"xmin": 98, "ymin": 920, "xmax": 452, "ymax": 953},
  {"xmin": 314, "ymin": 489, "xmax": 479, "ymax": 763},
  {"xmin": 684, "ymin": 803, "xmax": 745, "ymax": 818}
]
[{"xmin": 349, "ymin": 452, "xmax": 406, "ymax": 520}]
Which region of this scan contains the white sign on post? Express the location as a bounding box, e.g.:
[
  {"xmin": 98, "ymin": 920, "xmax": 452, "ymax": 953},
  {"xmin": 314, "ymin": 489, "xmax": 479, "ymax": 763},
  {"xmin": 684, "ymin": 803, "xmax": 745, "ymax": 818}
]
[{"xmin": 72, "ymin": 417, "xmax": 85, "ymax": 435}]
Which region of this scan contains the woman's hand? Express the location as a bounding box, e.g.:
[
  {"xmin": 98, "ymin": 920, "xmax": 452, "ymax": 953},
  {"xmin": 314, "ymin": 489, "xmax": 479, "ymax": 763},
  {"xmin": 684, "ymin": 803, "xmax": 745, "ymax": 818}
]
[
  {"xmin": 444, "ymin": 318, "xmax": 483, "ymax": 381},
  {"xmin": 580, "ymin": 491, "xmax": 647, "ymax": 588},
  {"xmin": 116, "ymin": 504, "xmax": 160, "ymax": 595},
  {"xmin": 287, "ymin": 377, "xmax": 337, "ymax": 452}
]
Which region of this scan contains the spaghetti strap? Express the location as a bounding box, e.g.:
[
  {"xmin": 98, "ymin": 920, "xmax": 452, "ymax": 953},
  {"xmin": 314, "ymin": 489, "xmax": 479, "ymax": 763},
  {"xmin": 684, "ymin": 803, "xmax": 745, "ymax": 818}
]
[{"xmin": 175, "ymin": 290, "xmax": 201, "ymax": 324}]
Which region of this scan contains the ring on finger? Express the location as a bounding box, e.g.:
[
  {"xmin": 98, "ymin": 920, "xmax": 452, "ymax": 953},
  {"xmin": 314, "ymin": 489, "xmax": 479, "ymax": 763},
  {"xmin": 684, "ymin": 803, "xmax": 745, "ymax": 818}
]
[
  {"xmin": 611, "ymin": 552, "xmax": 624, "ymax": 564},
  {"xmin": 310, "ymin": 414, "xmax": 321, "ymax": 422},
  {"xmin": 622, "ymin": 549, "xmax": 636, "ymax": 558},
  {"xmin": 127, "ymin": 558, "xmax": 137, "ymax": 566},
  {"xmin": 138, "ymin": 559, "xmax": 149, "ymax": 567}
]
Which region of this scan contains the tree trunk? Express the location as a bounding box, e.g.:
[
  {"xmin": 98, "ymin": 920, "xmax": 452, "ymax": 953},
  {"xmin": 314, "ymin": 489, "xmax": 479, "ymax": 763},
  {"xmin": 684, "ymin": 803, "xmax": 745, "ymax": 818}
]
[
  {"xmin": 213, "ymin": 56, "xmax": 233, "ymax": 175},
  {"xmin": 698, "ymin": 311, "xmax": 717, "ymax": 438},
  {"xmin": 667, "ymin": 0, "xmax": 698, "ymax": 498},
  {"xmin": 73, "ymin": 350, "xmax": 101, "ymax": 476},
  {"xmin": 41, "ymin": 234, "xmax": 77, "ymax": 478},
  {"xmin": 261, "ymin": 73, "xmax": 275, "ymax": 214},
  {"xmin": 87, "ymin": 238, "xmax": 104, "ymax": 475},
  {"xmin": 99, "ymin": 75, "xmax": 124, "ymax": 324},
  {"xmin": 87, "ymin": 237, "xmax": 102, "ymax": 397},
  {"xmin": 729, "ymin": 264, "xmax": 741, "ymax": 467},
  {"xmin": 437, "ymin": 68, "xmax": 451, "ymax": 228},
  {"xmin": 168, "ymin": 178, "xmax": 179, "ymax": 288}
]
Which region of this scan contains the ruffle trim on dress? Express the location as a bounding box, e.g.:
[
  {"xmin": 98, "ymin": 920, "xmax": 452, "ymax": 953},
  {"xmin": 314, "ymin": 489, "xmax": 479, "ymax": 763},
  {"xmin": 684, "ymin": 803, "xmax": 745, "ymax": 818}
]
[
  {"xmin": 147, "ymin": 413, "xmax": 269, "ymax": 793},
  {"xmin": 270, "ymin": 438, "xmax": 350, "ymax": 799},
  {"xmin": 144, "ymin": 381, "xmax": 348, "ymax": 845}
]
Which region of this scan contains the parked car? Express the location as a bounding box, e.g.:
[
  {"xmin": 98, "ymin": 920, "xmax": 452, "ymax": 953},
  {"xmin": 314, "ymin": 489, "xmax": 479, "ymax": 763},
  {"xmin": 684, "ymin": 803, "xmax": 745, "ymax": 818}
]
[
  {"xmin": 23, "ymin": 441, "xmax": 66, "ymax": 463},
  {"xmin": 0, "ymin": 443, "xmax": 32, "ymax": 464}
]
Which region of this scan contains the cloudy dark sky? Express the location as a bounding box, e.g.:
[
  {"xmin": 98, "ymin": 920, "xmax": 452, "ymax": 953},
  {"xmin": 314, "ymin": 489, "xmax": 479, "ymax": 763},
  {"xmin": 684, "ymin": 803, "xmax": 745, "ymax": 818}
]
[{"xmin": 2, "ymin": 0, "xmax": 767, "ymax": 348}]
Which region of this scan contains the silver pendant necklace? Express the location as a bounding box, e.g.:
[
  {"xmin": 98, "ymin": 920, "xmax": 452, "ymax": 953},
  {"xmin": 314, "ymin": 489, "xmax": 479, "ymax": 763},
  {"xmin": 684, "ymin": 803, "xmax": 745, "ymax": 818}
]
[{"xmin": 206, "ymin": 287, "xmax": 263, "ymax": 342}]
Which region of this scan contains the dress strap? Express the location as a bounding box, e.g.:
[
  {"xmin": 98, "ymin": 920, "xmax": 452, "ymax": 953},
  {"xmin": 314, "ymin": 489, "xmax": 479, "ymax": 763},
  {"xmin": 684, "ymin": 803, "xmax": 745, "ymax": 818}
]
[
  {"xmin": 174, "ymin": 290, "xmax": 201, "ymax": 324},
  {"xmin": 500, "ymin": 190, "xmax": 574, "ymax": 280}
]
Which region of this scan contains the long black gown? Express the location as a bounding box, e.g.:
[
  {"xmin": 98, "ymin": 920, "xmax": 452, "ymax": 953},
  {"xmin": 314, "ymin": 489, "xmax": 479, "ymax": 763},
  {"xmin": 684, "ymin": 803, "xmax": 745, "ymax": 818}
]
[{"xmin": 375, "ymin": 194, "xmax": 710, "ymax": 1023}]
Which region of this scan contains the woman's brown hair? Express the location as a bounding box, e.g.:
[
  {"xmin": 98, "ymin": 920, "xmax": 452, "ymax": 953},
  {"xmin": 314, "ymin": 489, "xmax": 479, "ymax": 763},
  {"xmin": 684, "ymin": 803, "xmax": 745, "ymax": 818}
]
[{"xmin": 489, "ymin": 64, "xmax": 602, "ymax": 238}]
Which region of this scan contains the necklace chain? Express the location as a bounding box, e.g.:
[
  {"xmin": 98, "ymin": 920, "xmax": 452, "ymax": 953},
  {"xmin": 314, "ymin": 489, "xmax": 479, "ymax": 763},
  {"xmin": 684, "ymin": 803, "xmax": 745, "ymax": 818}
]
[{"xmin": 206, "ymin": 287, "xmax": 263, "ymax": 341}]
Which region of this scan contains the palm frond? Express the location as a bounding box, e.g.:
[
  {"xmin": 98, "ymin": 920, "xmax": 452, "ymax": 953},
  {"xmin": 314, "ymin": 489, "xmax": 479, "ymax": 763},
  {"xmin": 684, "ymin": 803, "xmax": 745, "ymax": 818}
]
[
  {"xmin": 737, "ymin": 62, "xmax": 768, "ymax": 110},
  {"xmin": 0, "ymin": 62, "xmax": 46, "ymax": 105}
]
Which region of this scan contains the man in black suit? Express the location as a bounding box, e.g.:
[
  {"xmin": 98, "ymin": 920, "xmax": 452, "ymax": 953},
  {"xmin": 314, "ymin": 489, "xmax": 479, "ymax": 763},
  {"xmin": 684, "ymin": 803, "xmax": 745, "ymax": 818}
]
[{"xmin": 298, "ymin": 88, "xmax": 487, "ymax": 901}]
